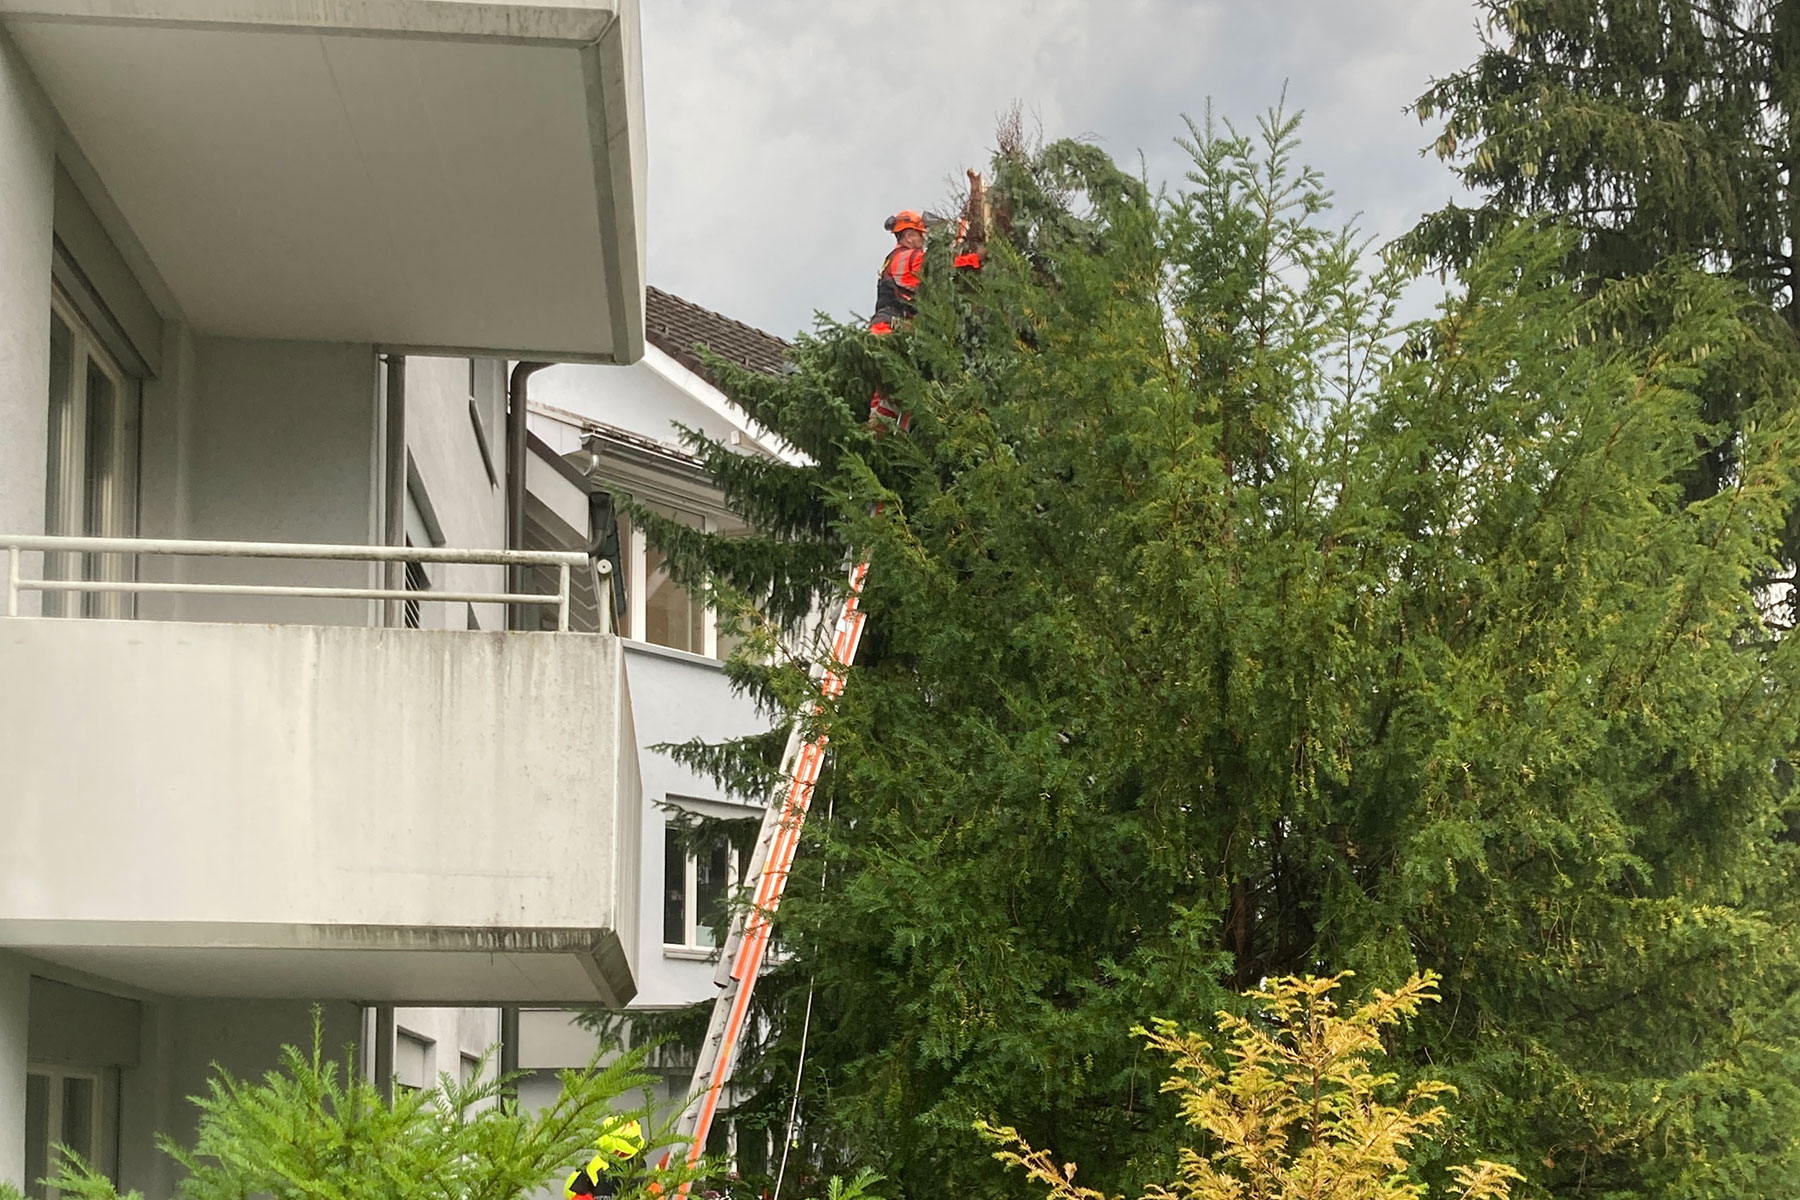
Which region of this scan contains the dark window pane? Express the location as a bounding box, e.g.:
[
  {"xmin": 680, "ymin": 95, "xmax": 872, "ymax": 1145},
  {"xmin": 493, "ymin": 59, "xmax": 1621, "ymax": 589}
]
[
  {"xmin": 25, "ymin": 1074, "xmax": 49, "ymax": 1200},
  {"xmin": 82, "ymin": 361, "xmax": 115, "ymax": 538},
  {"xmin": 643, "ymin": 507, "xmax": 705, "ymax": 653},
  {"xmin": 663, "ymin": 827, "xmax": 687, "ymax": 945},
  {"xmin": 80, "ymin": 359, "xmax": 119, "ymax": 616},
  {"xmin": 695, "ymin": 836, "xmax": 730, "ymax": 949},
  {"xmin": 43, "ymin": 316, "xmax": 76, "ymax": 615},
  {"xmin": 61, "ymin": 1075, "xmax": 95, "ymax": 1160}
]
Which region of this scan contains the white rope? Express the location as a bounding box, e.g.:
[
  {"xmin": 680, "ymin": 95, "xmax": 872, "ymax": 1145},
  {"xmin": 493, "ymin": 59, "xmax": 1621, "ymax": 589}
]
[{"xmin": 771, "ymin": 793, "xmax": 833, "ymax": 1200}]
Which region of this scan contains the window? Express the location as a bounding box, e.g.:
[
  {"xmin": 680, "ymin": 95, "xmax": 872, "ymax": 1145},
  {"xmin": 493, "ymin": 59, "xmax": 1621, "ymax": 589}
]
[
  {"xmin": 460, "ymin": 1052, "xmax": 482, "ymax": 1089},
  {"xmin": 619, "ymin": 503, "xmax": 727, "ymax": 657},
  {"xmin": 663, "ymin": 822, "xmax": 740, "ymax": 950},
  {"xmin": 24, "ymin": 1068, "xmax": 103, "ymax": 1200},
  {"xmin": 44, "ymin": 289, "xmax": 139, "ymax": 618},
  {"xmin": 642, "ymin": 505, "xmax": 706, "ymax": 654},
  {"xmin": 404, "ymin": 556, "xmax": 429, "ymax": 630},
  {"xmin": 594, "ymin": 469, "xmax": 751, "ymax": 660},
  {"xmin": 395, "ymin": 1030, "xmax": 434, "ymax": 1094}
]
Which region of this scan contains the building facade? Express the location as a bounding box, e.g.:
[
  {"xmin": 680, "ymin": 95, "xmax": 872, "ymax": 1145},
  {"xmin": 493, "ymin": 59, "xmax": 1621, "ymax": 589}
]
[
  {"xmin": 518, "ymin": 289, "xmax": 797, "ymax": 1145},
  {"xmin": 0, "ymin": 2, "xmax": 652, "ymax": 1194}
]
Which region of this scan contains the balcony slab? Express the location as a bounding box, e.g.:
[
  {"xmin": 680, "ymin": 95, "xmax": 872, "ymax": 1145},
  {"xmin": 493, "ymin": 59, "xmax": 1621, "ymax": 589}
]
[{"xmin": 0, "ymin": 618, "xmax": 641, "ymax": 1004}]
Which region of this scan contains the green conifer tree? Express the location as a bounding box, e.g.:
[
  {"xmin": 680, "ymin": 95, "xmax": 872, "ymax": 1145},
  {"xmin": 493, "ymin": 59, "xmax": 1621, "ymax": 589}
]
[
  {"xmin": 638, "ymin": 112, "xmax": 1800, "ymax": 1200},
  {"xmin": 1410, "ymin": 0, "xmax": 1800, "ymax": 311},
  {"xmin": 1407, "ymin": 0, "xmax": 1800, "ymax": 558}
]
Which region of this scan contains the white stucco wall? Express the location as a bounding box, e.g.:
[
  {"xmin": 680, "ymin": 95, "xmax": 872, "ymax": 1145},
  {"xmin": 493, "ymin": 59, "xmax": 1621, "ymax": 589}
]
[
  {"xmin": 402, "ymin": 355, "xmax": 507, "ymax": 629},
  {"xmin": 134, "ymin": 320, "xmax": 197, "ymax": 595},
  {"xmin": 530, "ymin": 357, "xmax": 742, "ymax": 450},
  {"xmin": 121, "ymin": 998, "xmax": 363, "ymax": 1200},
  {"xmin": 621, "ymin": 642, "xmax": 770, "ymax": 1010},
  {"xmin": 0, "ymin": 953, "xmax": 28, "ymax": 1189},
  {"xmin": 0, "ymin": 28, "xmax": 55, "ymax": 611},
  {"xmin": 392, "ymin": 1005, "xmax": 503, "ymax": 1095},
  {"xmin": 169, "ymin": 336, "xmax": 382, "ymax": 625}
]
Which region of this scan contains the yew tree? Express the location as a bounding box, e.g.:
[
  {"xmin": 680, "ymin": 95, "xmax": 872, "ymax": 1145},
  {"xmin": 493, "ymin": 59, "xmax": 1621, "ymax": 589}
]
[{"xmin": 641, "ymin": 111, "xmax": 1800, "ymax": 1200}]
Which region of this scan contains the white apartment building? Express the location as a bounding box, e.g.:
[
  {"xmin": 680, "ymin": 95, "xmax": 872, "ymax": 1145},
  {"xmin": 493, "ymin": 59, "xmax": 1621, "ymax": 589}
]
[
  {"xmin": 0, "ymin": 3, "xmax": 655, "ymax": 1195},
  {"xmin": 390, "ymin": 294, "xmax": 796, "ymax": 1158},
  {"xmin": 517, "ymin": 290, "xmax": 796, "ymax": 1145}
]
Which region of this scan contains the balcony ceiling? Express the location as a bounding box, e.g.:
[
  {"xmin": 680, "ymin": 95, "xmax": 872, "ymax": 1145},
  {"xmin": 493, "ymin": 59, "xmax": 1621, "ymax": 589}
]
[{"xmin": 0, "ymin": 1, "xmax": 646, "ymax": 362}]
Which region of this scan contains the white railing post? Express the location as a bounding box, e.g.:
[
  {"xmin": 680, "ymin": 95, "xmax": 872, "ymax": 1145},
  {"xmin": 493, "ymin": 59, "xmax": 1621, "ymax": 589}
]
[
  {"xmin": 593, "ymin": 558, "xmax": 613, "ymax": 637},
  {"xmin": 5, "ymin": 545, "xmax": 17, "ymax": 618},
  {"xmin": 556, "ymin": 561, "xmax": 571, "ymax": 632}
]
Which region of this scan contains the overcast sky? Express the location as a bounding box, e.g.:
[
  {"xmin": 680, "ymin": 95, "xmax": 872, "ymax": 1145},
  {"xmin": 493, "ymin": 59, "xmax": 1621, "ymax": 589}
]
[{"xmin": 639, "ymin": 0, "xmax": 1488, "ymax": 341}]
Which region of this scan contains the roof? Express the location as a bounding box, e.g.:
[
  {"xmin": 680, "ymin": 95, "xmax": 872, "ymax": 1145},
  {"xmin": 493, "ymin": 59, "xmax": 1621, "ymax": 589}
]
[{"xmin": 645, "ymin": 286, "xmax": 790, "ymax": 385}]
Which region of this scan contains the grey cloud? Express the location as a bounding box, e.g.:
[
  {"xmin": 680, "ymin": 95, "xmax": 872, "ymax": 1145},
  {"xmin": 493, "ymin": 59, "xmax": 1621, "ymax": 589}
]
[{"xmin": 641, "ymin": 0, "xmax": 1482, "ymax": 339}]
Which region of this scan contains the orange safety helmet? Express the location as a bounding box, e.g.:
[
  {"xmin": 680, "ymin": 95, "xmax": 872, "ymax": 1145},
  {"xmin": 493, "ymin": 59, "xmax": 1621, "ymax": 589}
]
[{"xmin": 884, "ymin": 210, "xmax": 927, "ymax": 235}]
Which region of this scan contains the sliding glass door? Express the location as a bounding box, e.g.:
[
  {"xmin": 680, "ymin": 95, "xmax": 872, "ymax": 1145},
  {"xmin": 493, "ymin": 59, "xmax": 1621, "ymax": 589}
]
[{"xmin": 44, "ymin": 288, "xmax": 140, "ymax": 618}]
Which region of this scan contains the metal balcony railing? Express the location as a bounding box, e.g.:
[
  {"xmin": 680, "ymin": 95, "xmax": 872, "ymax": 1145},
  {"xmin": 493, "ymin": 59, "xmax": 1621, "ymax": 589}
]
[{"xmin": 0, "ymin": 534, "xmax": 612, "ymax": 633}]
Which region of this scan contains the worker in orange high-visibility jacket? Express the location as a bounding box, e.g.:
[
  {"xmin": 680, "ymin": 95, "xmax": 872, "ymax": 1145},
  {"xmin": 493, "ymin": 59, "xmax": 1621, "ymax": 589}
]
[
  {"xmin": 868, "ymin": 210, "xmax": 981, "ymax": 426},
  {"xmin": 870, "ymin": 209, "xmax": 928, "ymax": 334}
]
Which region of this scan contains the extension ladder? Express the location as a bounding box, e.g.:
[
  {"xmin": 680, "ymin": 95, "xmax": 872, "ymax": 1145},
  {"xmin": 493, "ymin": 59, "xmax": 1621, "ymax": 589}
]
[{"xmin": 665, "ymin": 557, "xmax": 871, "ymax": 1174}]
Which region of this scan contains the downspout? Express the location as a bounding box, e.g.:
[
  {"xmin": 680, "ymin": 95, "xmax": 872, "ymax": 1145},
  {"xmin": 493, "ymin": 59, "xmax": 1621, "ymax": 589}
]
[
  {"xmin": 499, "ymin": 1006, "xmax": 521, "ymax": 1102},
  {"xmin": 507, "ymin": 361, "xmax": 550, "ymax": 631},
  {"xmin": 373, "ymin": 1003, "xmax": 395, "ymax": 1103},
  {"xmin": 501, "ymin": 361, "xmax": 548, "ymax": 1071}
]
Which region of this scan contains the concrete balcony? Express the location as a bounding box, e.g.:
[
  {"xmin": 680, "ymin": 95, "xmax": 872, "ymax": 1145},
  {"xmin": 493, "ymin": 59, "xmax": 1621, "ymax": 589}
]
[
  {"xmin": 0, "ymin": 546, "xmax": 642, "ymax": 1006},
  {"xmin": 0, "ymin": 0, "xmax": 648, "ymax": 363}
]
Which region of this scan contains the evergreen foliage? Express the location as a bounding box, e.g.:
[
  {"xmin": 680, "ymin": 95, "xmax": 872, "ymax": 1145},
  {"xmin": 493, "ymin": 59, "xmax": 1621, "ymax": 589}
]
[
  {"xmin": 1410, "ymin": 0, "xmax": 1800, "ymax": 310},
  {"xmin": 43, "ymin": 1014, "xmax": 687, "ymax": 1200},
  {"xmin": 640, "ymin": 110, "xmax": 1800, "ymax": 1200},
  {"xmin": 983, "ymin": 973, "xmax": 1522, "ymax": 1200},
  {"xmin": 1407, "ymin": 0, "xmax": 1800, "ymax": 562}
]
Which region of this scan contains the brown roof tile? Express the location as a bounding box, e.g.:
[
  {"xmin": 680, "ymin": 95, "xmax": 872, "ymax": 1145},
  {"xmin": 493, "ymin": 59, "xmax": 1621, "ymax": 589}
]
[{"xmin": 645, "ymin": 285, "xmax": 791, "ymax": 386}]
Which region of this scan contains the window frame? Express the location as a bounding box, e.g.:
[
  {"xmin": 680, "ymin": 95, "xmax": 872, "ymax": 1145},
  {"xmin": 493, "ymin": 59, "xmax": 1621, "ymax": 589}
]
[
  {"xmin": 44, "ymin": 286, "xmax": 141, "ymax": 619},
  {"xmin": 24, "ymin": 1064, "xmax": 112, "ymax": 1200},
  {"xmin": 394, "ymin": 1028, "xmax": 435, "ymax": 1095},
  {"xmin": 604, "ymin": 490, "xmax": 751, "ymax": 662},
  {"xmin": 661, "ymin": 801, "xmax": 748, "ymax": 954},
  {"xmin": 627, "ymin": 502, "xmax": 715, "ymax": 658}
]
